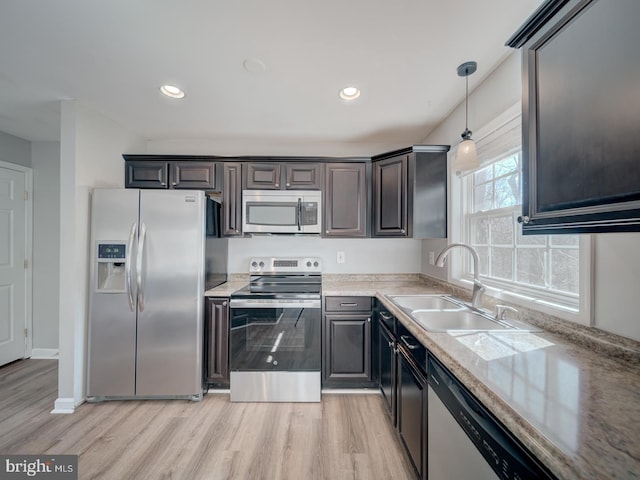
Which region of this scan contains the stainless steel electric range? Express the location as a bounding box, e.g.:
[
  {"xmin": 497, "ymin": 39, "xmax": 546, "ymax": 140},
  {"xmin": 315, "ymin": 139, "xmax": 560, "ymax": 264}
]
[{"xmin": 229, "ymin": 257, "xmax": 322, "ymax": 402}]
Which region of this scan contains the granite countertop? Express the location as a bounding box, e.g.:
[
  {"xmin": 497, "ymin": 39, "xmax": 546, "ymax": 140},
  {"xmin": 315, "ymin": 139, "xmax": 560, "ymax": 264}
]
[{"xmin": 206, "ymin": 274, "xmax": 640, "ymax": 479}]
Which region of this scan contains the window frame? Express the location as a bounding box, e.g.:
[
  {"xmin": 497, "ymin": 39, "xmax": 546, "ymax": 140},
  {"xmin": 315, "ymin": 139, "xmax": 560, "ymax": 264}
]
[{"xmin": 448, "ymin": 104, "xmax": 593, "ymax": 326}]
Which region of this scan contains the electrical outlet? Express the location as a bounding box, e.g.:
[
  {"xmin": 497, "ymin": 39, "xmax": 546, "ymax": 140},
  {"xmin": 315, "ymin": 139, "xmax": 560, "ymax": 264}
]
[
  {"xmin": 337, "ymin": 251, "xmax": 346, "ymax": 264},
  {"xmin": 429, "ymin": 251, "xmax": 435, "ymax": 265}
]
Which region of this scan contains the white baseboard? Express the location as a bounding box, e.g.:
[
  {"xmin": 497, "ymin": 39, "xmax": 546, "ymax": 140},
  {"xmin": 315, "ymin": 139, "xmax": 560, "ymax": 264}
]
[
  {"xmin": 321, "ymin": 389, "xmax": 381, "ymax": 395},
  {"xmin": 30, "ymin": 348, "xmax": 59, "ymax": 359},
  {"xmin": 51, "ymin": 397, "xmax": 76, "ymax": 414}
]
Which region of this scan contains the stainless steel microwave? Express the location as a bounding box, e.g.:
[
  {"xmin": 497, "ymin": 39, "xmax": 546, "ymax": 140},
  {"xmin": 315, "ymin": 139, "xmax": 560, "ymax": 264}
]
[{"xmin": 242, "ymin": 190, "xmax": 322, "ymax": 234}]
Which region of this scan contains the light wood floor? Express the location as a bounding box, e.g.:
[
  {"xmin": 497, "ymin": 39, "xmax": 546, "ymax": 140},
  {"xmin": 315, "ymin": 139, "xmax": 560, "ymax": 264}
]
[{"xmin": 0, "ymin": 360, "xmax": 416, "ymax": 480}]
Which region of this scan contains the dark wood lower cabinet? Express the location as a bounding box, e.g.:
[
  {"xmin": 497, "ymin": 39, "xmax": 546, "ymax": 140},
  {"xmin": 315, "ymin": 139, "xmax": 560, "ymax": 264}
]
[
  {"xmin": 204, "ymin": 297, "xmax": 229, "ymax": 387},
  {"xmin": 397, "ymin": 348, "xmax": 428, "ymax": 480},
  {"xmin": 323, "ymin": 296, "xmax": 374, "ymax": 388},
  {"xmin": 379, "ymin": 321, "xmax": 396, "ymax": 422}
]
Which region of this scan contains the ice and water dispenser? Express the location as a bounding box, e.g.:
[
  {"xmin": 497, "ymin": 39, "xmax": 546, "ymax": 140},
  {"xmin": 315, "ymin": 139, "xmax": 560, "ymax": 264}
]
[{"xmin": 96, "ymin": 243, "xmax": 127, "ymax": 292}]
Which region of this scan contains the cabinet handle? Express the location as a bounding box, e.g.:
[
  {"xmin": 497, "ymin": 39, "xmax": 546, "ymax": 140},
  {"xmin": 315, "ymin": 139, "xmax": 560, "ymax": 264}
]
[
  {"xmin": 517, "ymin": 215, "xmax": 530, "ymax": 224},
  {"xmin": 275, "ymin": 183, "xmax": 279, "ymax": 188},
  {"xmin": 400, "ymin": 335, "xmax": 420, "ymax": 350},
  {"xmin": 340, "ymin": 303, "xmax": 358, "ymax": 307},
  {"xmin": 160, "ymin": 182, "xmax": 166, "ymax": 186},
  {"xmin": 222, "ymin": 301, "xmax": 228, "ymax": 307},
  {"xmin": 286, "ymin": 183, "xmax": 291, "ymax": 187},
  {"xmin": 171, "ymin": 181, "xmax": 177, "ymax": 186},
  {"xmin": 380, "ymin": 311, "xmax": 393, "ymax": 321},
  {"xmin": 367, "ymin": 317, "xmax": 371, "ymax": 323},
  {"xmin": 388, "ymin": 340, "xmax": 394, "ymax": 348}
]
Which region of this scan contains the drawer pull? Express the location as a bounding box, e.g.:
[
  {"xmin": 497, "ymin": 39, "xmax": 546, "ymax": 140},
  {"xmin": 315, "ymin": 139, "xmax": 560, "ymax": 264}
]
[
  {"xmin": 400, "ymin": 335, "xmax": 420, "ymax": 350},
  {"xmin": 340, "ymin": 302, "xmax": 359, "ymax": 307}
]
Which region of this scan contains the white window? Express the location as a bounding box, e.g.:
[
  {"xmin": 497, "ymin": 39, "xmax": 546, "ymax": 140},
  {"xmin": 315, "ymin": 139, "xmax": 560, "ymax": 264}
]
[{"xmin": 450, "ymin": 106, "xmax": 591, "ymax": 323}]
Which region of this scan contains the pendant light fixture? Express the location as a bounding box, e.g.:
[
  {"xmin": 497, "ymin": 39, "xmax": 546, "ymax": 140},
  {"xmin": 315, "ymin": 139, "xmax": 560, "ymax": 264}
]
[{"xmin": 453, "ymin": 61, "xmax": 479, "ymax": 172}]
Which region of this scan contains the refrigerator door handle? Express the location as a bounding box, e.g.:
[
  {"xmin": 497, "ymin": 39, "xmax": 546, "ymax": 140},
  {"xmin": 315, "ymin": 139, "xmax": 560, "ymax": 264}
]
[
  {"xmin": 136, "ymin": 222, "xmax": 147, "ymax": 312},
  {"xmin": 125, "ymin": 222, "xmax": 137, "ymax": 312}
]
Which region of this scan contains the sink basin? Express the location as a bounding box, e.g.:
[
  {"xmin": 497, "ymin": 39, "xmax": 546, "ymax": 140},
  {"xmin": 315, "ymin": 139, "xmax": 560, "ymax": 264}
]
[
  {"xmin": 388, "ymin": 295, "xmax": 463, "ymax": 311},
  {"xmin": 386, "ymin": 294, "xmax": 539, "ymax": 333},
  {"xmin": 411, "ymin": 310, "xmax": 510, "ymax": 332}
]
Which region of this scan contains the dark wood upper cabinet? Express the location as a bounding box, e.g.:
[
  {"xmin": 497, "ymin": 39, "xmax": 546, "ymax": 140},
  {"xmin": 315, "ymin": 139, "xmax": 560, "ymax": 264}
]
[
  {"xmin": 123, "ymin": 155, "xmax": 217, "ymax": 190},
  {"xmin": 285, "ymin": 163, "xmax": 323, "ymax": 189},
  {"xmin": 372, "ymin": 146, "xmax": 448, "ymax": 238},
  {"xmin": 508, "ymin": 0, "xmax": 640, "ymax": 234},
  {"xmin": 170, "ymin": 162, "xmax": 216, "ymax": 189},
  {"xmin": 245, "ymin": 162, "xmax": 323, "ymax": 190},
  {"xmin": 222, "ymin": 162, "xmax": 243, "ymax": 237},
  {"xmin": 245, "ymin": 162, "xmax": 281, "ymax": 189},
  {"xmin": 125, "ymin": 160, "xmax": 169, "ymax": 189},
  {"xmin": 324, "ymin": 163, "xmax": 368, "ymax": 237},
  {"xmin": 373, "ymin": 155, "xmax": 408, "ymax": 236}
]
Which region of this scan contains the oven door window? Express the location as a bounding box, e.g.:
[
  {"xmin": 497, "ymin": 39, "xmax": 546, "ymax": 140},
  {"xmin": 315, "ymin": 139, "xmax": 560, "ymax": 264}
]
[{"xmin": 230, "ymin": 306, "xmax": 320, "ymax": 371}]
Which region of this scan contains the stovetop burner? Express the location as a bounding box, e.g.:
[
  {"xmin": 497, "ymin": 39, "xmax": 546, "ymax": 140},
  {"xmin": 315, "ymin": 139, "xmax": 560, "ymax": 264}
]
[{"xmin": 232, "ymin": 257, "xmax": 322, "ymax": 300}]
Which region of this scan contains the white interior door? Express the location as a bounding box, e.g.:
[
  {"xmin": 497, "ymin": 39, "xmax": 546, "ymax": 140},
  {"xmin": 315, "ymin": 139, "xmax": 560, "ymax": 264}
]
[{"xmin": 0, "ymin": 166, "xmax": 27, "ymax": 366}]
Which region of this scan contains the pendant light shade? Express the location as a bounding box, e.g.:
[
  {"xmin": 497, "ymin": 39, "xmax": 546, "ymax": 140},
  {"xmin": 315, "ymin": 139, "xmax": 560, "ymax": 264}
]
[
  {"xmin": 455, "ymin": 138, "xmax": 478, "ymax": 171},
  {"xmin": 453, "ymin": 61, "xmax": 479, "ymax": 172}
]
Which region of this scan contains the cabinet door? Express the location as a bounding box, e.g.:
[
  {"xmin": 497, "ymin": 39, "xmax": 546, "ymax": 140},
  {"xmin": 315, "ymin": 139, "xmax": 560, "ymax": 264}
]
[
  {"xmin": 125, "ymin": 160, "xmax": 169, "ymax": 189},
  {"xmin": 324, "ymin": 163, "xmax": 367, "ymax": 237},
  {"xmin": 205, "ymin": 298, "xmax": 229, "ymax": 386},
  {"xmin": 373, "ymin": 155, "xmax": 408, "ymax": 236},
  {"xmin": 285, "ymin": 163, "xmax": 322, "ymax": 189},
  {"xmin": 222, "ymin": 163, "xmax": 243, "ymax": 236},
  {"xmin": 170, "ymin": 162, "xmax": 215, "ymax": 189},
  {"xmin": 397, "ymin": 352, "xmax": 427, "ymax": 480},
  {"xmin": 509, "ymin": 0, "xmax": 640, "ymax": 234},
  {"xmin": 245, "ymin": 163, "xmax": 281, "ymax": 189},
  {"xmin": 379, "ymin": 322, "xmax": 396, "ymax": 422},
  {"xmin": 324, "ymin": 314, "xmax": 371, "ymax": 385}
]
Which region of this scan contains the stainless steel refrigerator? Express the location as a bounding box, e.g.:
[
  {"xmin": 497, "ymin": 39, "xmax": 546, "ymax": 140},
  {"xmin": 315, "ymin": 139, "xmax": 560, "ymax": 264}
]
[{"xmin": 87, "ymin": 188, "xmax": 227, "ymax": 401}]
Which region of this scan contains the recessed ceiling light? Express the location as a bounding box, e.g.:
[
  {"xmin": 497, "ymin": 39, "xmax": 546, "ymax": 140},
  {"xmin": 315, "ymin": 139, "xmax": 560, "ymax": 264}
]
[
  {"xmin": 160, "ymin": 85, "xmax": 185, "ymax": 99},
  {"xmin": 339, "ymin": 86, "xmax": 360, "ymax": 101}
]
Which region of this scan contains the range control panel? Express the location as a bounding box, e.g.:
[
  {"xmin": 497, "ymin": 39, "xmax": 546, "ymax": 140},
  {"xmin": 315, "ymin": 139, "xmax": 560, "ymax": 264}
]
[{"xmin": 248, "ymin": 257, "xmax": 321, "ymax": 274}]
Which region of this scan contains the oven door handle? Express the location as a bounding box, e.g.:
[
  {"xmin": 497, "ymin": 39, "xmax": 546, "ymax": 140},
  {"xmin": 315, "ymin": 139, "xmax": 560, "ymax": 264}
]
[
  {"xmin": 297, "ymin": 198, "xmax": 302, "ymax": 231},
  {"xmin": 230, "ymin": 299, "xmax": 321, "ymax": 309}
]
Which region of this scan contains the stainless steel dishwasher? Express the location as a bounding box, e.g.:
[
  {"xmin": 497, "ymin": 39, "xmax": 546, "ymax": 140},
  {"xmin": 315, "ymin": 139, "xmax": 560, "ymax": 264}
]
[{"xmin": 427, "ymin": 355, "xmax": 555, "ymax": 480}]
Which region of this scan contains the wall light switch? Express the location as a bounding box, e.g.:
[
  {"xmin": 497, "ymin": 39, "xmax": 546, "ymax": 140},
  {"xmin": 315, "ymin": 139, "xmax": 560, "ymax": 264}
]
[{"xmin": 337, "ymin": 251, "xmax": 346, "ymax": 264}]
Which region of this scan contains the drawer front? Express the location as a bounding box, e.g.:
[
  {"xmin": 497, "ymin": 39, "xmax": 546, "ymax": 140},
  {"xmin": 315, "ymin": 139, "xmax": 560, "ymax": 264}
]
[{"xmin": 325, "ymin": 296, "xmax": 372, "ymax": 312}]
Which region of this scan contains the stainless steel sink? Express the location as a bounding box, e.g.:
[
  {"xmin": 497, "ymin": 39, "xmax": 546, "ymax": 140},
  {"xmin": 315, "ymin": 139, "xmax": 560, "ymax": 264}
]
[
  {"xmin": 411, "ymin": 310, "xmax": 511, "ymax": 332},
  {"xmin": 386, "ymin": 294, "xmax": 538, "ymax": 333},
  {"xmin": 388, "ymin": 295, "xmax": 464, "ymax": 311}
]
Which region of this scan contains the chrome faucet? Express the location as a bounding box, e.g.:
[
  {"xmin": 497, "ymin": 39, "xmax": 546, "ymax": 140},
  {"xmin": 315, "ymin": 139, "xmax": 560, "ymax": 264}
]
[{"xmin": 435, "ymin": 243, "xmax": 486, "ymax": 308}]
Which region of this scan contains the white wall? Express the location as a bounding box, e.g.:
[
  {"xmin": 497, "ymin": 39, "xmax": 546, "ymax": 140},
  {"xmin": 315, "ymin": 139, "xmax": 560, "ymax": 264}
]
[
  {"xmin": 421, "ymin": 51, "xmax": 640, "ymax": 341},
  {"xmin": 229, "ymin": 237, "xmax": 422, "ymax": 273},
  {"xmin": 0, "ymin": 130, "xmax": 31, "ymax": 167},
  {"xmin": 31, "ymin": 141, "xmax": 60, "ymax": 350},
  {"xmin": 56, "ymin": 101, "xmax": 146, "ymax": 412},
  {"xmin": 593, "ymin": 234, "xmax": 640, "ymax": 341}
]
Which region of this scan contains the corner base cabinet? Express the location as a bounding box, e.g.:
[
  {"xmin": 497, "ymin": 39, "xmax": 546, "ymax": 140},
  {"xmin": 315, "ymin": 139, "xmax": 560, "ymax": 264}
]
[{"xmin": 323, "ymin": 296, "xmax": 374, "ymax": 387}]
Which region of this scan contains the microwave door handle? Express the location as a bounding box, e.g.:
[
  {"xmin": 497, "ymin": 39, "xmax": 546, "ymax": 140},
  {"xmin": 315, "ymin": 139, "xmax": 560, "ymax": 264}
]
[{"xmin": 297, "ymin": 198, "xmax": 302, "ymax": 231}]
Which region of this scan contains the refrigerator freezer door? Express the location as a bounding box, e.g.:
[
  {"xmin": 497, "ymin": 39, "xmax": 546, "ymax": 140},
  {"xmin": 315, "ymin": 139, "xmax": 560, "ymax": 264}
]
[
  {"xmin": 135, "ymin": 190, "xmax": 205, "ymax": 397},
  {"xmin": 87, "ymin": 188, "xmax": 140, "ymax": 398}
]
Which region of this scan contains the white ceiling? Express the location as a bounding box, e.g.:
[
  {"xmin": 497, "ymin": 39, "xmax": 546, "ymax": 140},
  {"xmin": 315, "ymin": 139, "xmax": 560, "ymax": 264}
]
[{"xmin": 0, "ymin": 0, "xmax": 543, "ymax": 155}]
